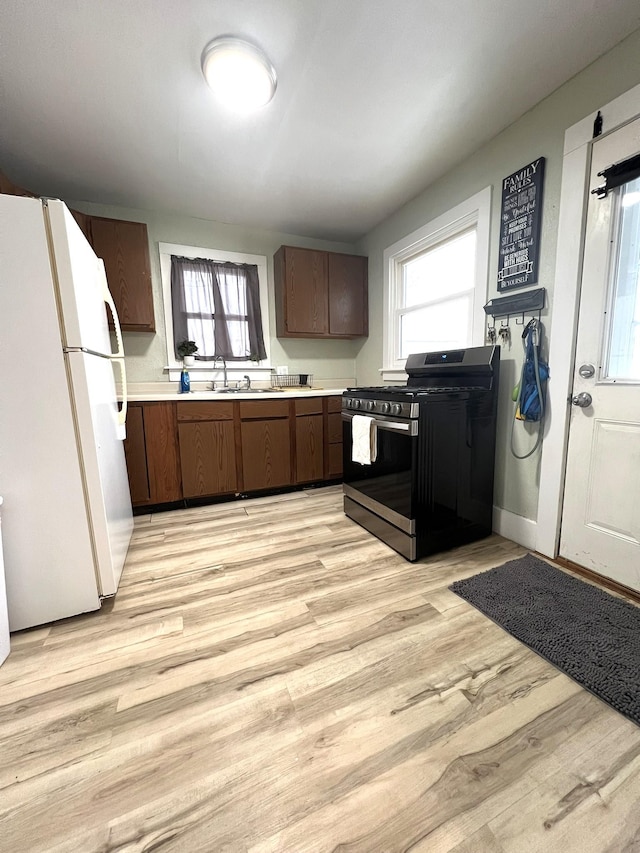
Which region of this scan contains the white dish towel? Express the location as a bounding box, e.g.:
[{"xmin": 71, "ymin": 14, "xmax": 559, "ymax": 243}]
[{"xmin": 351, "ymin": 415, "xmax": 377, "ymax": 465}]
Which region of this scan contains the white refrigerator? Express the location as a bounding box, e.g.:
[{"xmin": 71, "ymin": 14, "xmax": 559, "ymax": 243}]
[{"xmin": 0, "ymin": 195, "xmax": 133, "ymax": 631}]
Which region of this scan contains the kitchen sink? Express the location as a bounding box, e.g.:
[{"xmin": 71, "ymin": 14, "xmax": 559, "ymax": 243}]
[{"xmin": 210, "ymin": 388, "xmax": 272, "ymax": 394}]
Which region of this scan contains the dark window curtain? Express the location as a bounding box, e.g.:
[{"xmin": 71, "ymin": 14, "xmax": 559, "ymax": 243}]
[{"xmin": 171, "ymin": 256, "xmax": 266, "ymax": 362}]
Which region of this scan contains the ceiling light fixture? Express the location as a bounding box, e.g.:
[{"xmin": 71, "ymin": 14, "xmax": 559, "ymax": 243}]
[{"xmin": 201, "ymin": 37, "xmax": 277, "ymax": 111}]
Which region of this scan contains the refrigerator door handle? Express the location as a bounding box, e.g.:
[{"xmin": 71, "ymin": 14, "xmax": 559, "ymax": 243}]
[
  {"xmin": 99, "ymin": 260, "xmax": 127, "ymax": 437},
  {"xmin": 112, "ymin": 357, "xmax": 127, "ymax": 439},
  {"xmin": 99, "ymin": 260, "xmax": 125, "ymax": 359}
]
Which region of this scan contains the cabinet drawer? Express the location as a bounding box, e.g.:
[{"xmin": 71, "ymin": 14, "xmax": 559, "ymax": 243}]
[
  {"xmin": 327, "ymin": 412, "xmax": 343, "ymax": 444},
  {"xmin": 295, "ymin": 397, "xmax": 323, "ymax": 416},
  {"xmin": 240, "ymin": 400, "xmax": 290, "ymax": 420},
  {"xmin": 177, "ymin": 401, "xmax": 234, "ymax": 422},
  {"xmin": 327, "ymin": 395, "xmax": 342, "ymax": 413}
]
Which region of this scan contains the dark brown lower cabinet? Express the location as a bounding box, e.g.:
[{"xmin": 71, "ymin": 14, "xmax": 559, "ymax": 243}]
[
  {"xmin": 123, "ymin": 396, "xmax": 343, "ymax": 507},
  {"xmin": 123, "ymin": 404, "xmax": 150, "ymax": 504},
  {"xmin": 178, "ymin": 421, "xmax": 237, "ymax": 498},
  {"xmin": 326, "ymin": 398, "xmax": 343, "ymax": 478},
  {"xmin": 327, "ymin": 443, "xmax": 343, "ymax": 479},
  {"xmin": 294, "ymin": 397, "xmax": 324, "ymax": 484},
  {"xmin": 241, "ymin": 414, "xmax": 291, "ymax": 492},
  {"xmin": 176, "ymin": 402, "xmax": 237, "ymax": 499},
  {"xmin": 241, "ymin": 419, "xmax": 291, "ymax": 491},
  {"xmin": 296, "ymin": 415, "xmax": 324, "ymax": 483},
  {"xmin": 126, "ymin": 402, "xmax": 181, "ymax": 505}
]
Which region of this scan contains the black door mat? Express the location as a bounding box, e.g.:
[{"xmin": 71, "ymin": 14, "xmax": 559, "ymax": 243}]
[{"xmin": 449, "ymin": 553, "xmax": 640, "ymax": 727}]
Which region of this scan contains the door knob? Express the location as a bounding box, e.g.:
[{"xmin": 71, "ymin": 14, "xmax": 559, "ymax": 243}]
[
  {"xmin": 578, "ymin": 363, "xmax": 595, "ymax": 378},
  {"xmin": 571, "ymin": 392, "xmax": 592, "ymax": 408}
]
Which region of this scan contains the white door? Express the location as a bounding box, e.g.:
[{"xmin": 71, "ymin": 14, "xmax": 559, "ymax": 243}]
[{"xmin": 560, "ymin": 117, "xmax": 640, "ymax": 590}]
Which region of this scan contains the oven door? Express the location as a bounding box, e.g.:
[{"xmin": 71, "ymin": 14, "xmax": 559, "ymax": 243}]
[{"xmin": 342, "ymin": 411, "xmax": 418, "ymax": 534}]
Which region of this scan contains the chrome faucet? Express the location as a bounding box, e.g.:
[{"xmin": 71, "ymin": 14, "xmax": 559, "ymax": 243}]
[{"xmin": 211, "ymin": 355, "xmax": 228, "ymax": 389}]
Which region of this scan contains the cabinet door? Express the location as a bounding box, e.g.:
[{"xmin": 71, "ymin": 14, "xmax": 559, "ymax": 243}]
[
  {"xmin": 88, "ymin": 216, "xmax": 155, "ymax": 332},
  {"xmin": 241, "ymin": 419, "xmax": 291, "ymax": 491},
  {"xmin": 179, "ymin": 421, "xmax": 237, "ymax": 498},
  {"xmin": 69, "ymin": 209, "xmax": 92, "ymax": 242},
  {"xmin": 327, "ymin": 443, "xmax": 343, "ymax": 479},
  {"xmin": 295, "ymin": 414, "xmax": 324, "ymax": 483},
  {"xmin": 327, "ymin": 412, "xmax": 343, "ymax": 444},
  {"xmin": 143, "ymin": 403, "xmax": 182, "ymax": 503},
  {"xmin": 277, "ymin": 246, "xmax": 328, "ymax": 336},
  {"xmin": 123, "ymin": 404, "xmax": 150, "ymax": 504},
  {"xmin": 328, "ymin": 253, "xmax": 368, "ymax": 337},
  {"xmin": 326, "ymin": 403, "xmax": 343, "ymax": 480}
]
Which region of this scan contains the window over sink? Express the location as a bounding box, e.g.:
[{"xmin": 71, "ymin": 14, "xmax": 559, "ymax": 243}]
[
  {"xmin": 170, "ymin": 256, "xmax": 267, "ymax": 362},
  {"xmin": 159, "ymin": 242, "xmax": 271, "ymax": 380}
]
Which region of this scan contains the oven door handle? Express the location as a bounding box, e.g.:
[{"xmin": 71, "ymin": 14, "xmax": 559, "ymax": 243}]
[{"xmin": 342, "ymin": 411, "xmax": 418, "ymax": 436}]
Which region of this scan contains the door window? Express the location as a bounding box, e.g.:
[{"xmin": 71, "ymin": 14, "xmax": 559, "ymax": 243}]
[{"xmin": 604, "ymin": 176, "xmax": 640, "ymax": 381}]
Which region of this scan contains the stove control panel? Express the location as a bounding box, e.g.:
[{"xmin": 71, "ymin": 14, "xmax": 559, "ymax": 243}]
[{"xmin": 343, "ymin": 397, "xmax": 419, "ymax": 419}]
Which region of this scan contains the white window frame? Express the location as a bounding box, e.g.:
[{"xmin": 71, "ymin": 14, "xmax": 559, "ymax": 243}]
[
  {"xmin": 159, "ymin": 242, "xmax": 271, "ymax": 381},
  {"xmin": 382, "ymin": 186, "xmax": 492, "ymax": 381}
]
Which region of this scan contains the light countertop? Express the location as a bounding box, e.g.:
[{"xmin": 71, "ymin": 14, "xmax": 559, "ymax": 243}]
[{"xmin": 126, "ymin": 387, "xmax": 346, "ymax": 402}]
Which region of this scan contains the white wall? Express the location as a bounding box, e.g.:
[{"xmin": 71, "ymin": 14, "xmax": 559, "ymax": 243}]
[
  {"xmin": 67, "ymin": 199, "xmax": 363, "ymax": 385},
  {"xmin": 354, "ymin": 27, "xmax": 640, "ymax": 524}
]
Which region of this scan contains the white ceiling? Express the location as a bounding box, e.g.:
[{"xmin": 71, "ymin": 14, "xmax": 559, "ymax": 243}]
[{"xmin": 1, "ymin": 1, "xmax": 639, "ymax": 243}]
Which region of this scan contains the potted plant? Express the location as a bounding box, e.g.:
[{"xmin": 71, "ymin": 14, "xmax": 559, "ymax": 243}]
[{"xmin": 176, "ymin": 339, "xmax": 198, "ymax": 367}]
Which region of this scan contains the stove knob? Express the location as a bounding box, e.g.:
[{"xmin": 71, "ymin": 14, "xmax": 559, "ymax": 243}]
[
  {"xmin": 352, "ymin": 399, "xmax": 362, "ymax": 409},
  {"xmin": 365, "ymin": 400, "xmax": 375, "ymax": 411},
  {"xmin": 345, "ymin": 398, "xmax": 353, "ymax": 409},
  {"xmin": 380, "ymin": 402, "xmax": 391, "ymax": 414},
  {"xmin": 391, "ymin": 403, "xmax": 402, "ymax": 416}
]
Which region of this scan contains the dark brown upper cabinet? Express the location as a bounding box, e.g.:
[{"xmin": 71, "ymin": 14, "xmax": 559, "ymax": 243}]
[
  {"xmin": 69, "ymin": 212, "xmax": 155, "ymax": 332},
  {"xmin": 87, "ymin": 216, "xmax": 155, "ymax": 332},
  {"xmin": 0, "ymin": 174, "xmax": 155, "ymax": 333},
  {"xmin": 328, "ymin": 251, "xmax": 368, "ymax": 337},
  {"xmin": 274, "ymin": 245, "xmax": 368, "ymax": 339}
]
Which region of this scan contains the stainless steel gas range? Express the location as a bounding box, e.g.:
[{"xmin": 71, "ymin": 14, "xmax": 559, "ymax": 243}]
[{"xmin": 342, "ymin": 345, "xmax": 500, "ymax": 561}]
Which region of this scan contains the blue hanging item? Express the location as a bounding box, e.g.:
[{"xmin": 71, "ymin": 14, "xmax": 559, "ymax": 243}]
[
  {"xmin": 179, "ymin": 368, "xmax": 191, "ymax": 394},
  {"xmin": 511, "ymin": 318, "xmax": 549, "ymax": 458}
]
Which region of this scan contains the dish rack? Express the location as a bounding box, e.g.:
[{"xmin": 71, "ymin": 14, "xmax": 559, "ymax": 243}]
[{"xmin": 270, "ymin": 371, "xmax": 314, "ymax": 388}]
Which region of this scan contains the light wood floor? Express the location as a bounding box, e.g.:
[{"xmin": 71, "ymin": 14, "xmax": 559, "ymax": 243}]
[{"xmin": 1, "ymin": 485, "xmax": 639, "ymax": 853}]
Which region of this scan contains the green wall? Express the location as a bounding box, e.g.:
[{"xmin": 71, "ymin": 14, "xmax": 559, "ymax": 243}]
[
  {"xmin": 67, "ymin": 199, "xmax": 362, "ymax": 384},
  {"xmin": 354, "ymin": 27, "xmax": 640, "ymax": 522}
]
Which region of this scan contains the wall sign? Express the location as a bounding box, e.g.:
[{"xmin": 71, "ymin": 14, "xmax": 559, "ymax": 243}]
[{"xmin": 497, "ymin": 157, "xmax": 545, "ymax": 292}]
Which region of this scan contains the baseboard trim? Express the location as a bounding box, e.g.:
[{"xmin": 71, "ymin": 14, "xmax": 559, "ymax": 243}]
[
  {"xmin": 552, "ymin": 556, "xmax": 640, "ymax": 604},
  {"xmin": 493, "ymin": 506, "xmax": 537, "ymax": 550}
]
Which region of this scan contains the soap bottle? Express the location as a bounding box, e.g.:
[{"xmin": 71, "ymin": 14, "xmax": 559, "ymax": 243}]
[{"xmin": 179, "ymin": 367, "xmax": 191, "ymax": 394}]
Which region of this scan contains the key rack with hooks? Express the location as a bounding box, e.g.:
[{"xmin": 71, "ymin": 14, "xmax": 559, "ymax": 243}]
[{"xmin": 483, "ymin": 287, "xmax": 546, "ymax": 345}]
